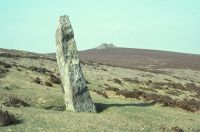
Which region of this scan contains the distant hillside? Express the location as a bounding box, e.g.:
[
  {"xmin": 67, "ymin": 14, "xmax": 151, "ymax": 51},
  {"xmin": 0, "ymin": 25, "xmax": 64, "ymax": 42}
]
[
  {"xmin": 1, "ymin": 47, "xmax": 200, "ymax": 70},
  {"xmin": 79, "ymin": 47, "xmax": 200, "ymax": 70}
]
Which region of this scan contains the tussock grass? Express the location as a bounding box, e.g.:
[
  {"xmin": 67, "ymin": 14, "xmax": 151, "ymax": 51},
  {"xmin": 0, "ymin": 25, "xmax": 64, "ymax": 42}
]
[
  {"xmin": 0, "ymin": 109, "xmax": 19, "ymax": 126},
  {"xmin": 48, "ymin": 73, "xmax": 61, "ymax": 84},
  {"xmin": 44, "ymin": 81, "xmax": 53, "ymax": 87},
  {"xmin": 3, "ymin": 96, "xmax": 30, "ymax": 107}
]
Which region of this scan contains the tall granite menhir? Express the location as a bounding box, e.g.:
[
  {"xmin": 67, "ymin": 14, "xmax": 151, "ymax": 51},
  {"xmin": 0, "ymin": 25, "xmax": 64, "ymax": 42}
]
[{"xmin": 55, "ymin": 15, "xmax": 96, "ymax": 112}]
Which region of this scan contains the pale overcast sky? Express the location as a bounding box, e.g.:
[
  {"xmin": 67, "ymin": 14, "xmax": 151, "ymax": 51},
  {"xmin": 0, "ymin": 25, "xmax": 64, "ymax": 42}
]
[{"xmin": 0, "ymin": 0, "xmax": 200, "ymax": 54}]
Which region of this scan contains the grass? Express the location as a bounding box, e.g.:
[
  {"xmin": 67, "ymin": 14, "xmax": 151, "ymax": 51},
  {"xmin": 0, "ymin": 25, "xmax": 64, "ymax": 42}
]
[
  {"xmin": 0, "ymin": 94, "xmax": 200, "ymax": 131},
  {"xmin": 0, "ymin": 53, "xmax": 200, "ymax": 131}
]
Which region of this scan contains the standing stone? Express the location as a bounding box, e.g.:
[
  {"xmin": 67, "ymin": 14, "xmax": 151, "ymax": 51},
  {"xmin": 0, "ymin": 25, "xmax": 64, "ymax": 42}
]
[{"xmin": 55, "ymin": 15, "xmax": 96, "ymax": 112}]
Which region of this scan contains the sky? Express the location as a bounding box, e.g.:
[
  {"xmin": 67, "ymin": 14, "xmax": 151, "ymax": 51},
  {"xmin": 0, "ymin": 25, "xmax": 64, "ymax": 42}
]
[{"xmin": 0, "ymin": 0, "xmax": 199, "ymax": 54}]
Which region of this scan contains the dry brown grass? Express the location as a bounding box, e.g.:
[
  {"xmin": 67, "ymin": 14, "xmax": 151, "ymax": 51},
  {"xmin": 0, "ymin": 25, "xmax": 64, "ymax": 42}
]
[
  {"xmin": 32, "ymin": 77, "xmax": 42, "ymax": 84},
  {"xmin": 3, "ymin": 96, "xmax": 30, "ymax": 107},
  {"xmin": 0, "ymin": 60, "xmax": 12, "ymax": 68},
  {"xmin": 105, "ymin": 88, "xmax": 200, "ymax": 112},
  {"xmin": 0, "ymin": 68, "xmax": 9, "ymax": 78},
  {"xmin": 123, "ymin": 77, "xmax": 140, "ymax": 84},
  {"xmin": 171, "ymin": 126, "xmax": 184, "ymax": 132},
  {"xmin": 92, "ymin": 90, "xmax": 108, "ymax": 98},
  {"xmin": 48, "ymin": 74, "xmax": 61, "ymax": 84},
  {"xmin": 44, "ymin": 81, "xmax": 53, "ymax": 87},
  {"xmin": 28, "ymin": 66, "xmax": 52, "ymax": 74},
  {"xmin": 113, "ymin": 78, "xmax": 122, "ymax": 85},
  {"xmin": 0, "ymin": 109, "xmax": 19, "ymax": 126}
]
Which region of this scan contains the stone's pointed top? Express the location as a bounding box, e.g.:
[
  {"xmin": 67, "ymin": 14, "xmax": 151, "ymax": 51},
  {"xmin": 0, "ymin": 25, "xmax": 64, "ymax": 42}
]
[
  {"xmin": 60, "ymin": 15, "xmax": 69, "ymax": 18},
  {"xmin": 57, "ymin": 15, "xmax": 74, "ymax": 41},
  {"xmin": 59, "ymin": 15, "xmax": 70, "ymax": 25}
]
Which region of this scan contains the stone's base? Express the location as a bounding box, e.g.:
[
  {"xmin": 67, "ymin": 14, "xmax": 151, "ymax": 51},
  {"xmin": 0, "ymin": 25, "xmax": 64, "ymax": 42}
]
[
  {"xmin": 73, "ymin": 90, "xmax": 96, "ymax": 112},
  {"xmin": 56, "ymin": 15, "xmax": 96, "ymax": 112}
]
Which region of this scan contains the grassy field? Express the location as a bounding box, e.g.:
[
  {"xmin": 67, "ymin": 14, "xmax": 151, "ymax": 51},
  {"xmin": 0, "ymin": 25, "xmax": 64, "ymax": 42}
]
[{"xmin": 0, "ymin": 49, "xmax": 200, "ymax": 131}]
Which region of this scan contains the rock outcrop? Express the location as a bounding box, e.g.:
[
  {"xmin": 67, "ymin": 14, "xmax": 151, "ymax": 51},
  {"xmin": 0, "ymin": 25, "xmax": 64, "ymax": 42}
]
[
  {"xmin": 55, "ymin": 15, "xmax": 96, "ymax": 112},
  {"xmin": 95, "ymin": 43, "xmax": 116, "ymax": 49}
]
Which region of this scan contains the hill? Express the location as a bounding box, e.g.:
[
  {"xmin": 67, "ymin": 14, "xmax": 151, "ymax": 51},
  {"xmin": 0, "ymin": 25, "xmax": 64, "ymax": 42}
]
[
  {"xmin": 79, "ymin": 47, "xmax": 200, "ymax": 70},
  {"xmin": 0, "ymin": 48, "xmax": 200, "ymax": 131}
]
